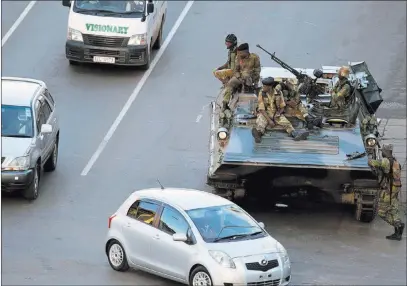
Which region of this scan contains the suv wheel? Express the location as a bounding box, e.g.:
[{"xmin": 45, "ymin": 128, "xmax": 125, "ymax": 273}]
[
  {"xmin": 23, "ymin": 165, "xmax": 39, "ymax": 201},
  {"xmin": 44, "ymin": 139, "xmax": 59, "ymax": 172}
]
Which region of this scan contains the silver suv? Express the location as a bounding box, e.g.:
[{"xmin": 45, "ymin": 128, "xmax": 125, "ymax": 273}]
[{"xmin": 1, "ymin": 77, "xmax": 60, "ymax": 200}]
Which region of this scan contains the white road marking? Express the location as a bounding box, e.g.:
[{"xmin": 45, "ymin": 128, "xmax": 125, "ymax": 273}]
[
  {"xmin": 81, "ymin": 1, "xmax": 195, "ymax": 176},
  {"xmin": 2, "ymin": 1, "xmax": 37, "ymax": 46},
  {"xmin": 195, "ymin": 103, "xmax": 210, "ymax": 123},
  {"xmin": 195, "ymin": 115, "xmax": 203, "ymax": 123}
]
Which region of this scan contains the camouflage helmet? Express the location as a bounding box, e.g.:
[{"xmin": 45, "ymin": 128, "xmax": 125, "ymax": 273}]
[
  {"xmin": 382, "ymin": 144, "xmax": 393, "ymax": 158},
  {"xmin": 225, "ymin": 34, "xmax": 237, "ymax": 46},
  {"xmin": 338, "ymin": 66, "xmax": 350, "ymax": 78}
]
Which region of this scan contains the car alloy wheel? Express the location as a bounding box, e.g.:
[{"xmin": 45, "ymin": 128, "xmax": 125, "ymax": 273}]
[
  {"xmin": 109, "ymin": 243, "xmax": 124, "ymax": 267},
  {"xmin": 193, "ymin": 271, "xmax": 212, "ymax": 286}
]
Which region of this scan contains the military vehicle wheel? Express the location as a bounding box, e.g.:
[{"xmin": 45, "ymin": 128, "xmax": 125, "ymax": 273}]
[{"xmin": 355, "ymin": 194, "xmax": 378, "ymax": 223}]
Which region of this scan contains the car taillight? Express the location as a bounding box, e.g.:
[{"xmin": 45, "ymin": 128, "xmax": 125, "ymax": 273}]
[{"xmin": 108, "ymin": 214, "xmax": 116, "ymax": 228}]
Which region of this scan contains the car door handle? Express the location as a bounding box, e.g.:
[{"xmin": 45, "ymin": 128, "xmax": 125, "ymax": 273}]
[{"xmin": 152, "ymin": 234, "xmax": 160, "ymax": 240}]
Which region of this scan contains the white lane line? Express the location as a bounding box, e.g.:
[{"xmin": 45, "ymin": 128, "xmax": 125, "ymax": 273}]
[
  {"xmin": 81, "ymin": 1, "xmax": 195, "ymax": 176},
  {"xmin": 195, "ymin": 104, "xmax": 210, "ymax": 123},
  {"xmin": 2, "ymin": 1, "xmax": 37, "ymax": 46}
]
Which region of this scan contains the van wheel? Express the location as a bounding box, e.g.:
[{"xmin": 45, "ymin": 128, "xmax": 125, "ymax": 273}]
[
  {"xmin": 44, "ymin": 139, "xmax": 59, "ymax": 172},
  {"xmin": 23, "ymin": 165, "xmax": 39, "ymax": 201},
  {"xmin": 141, "ymin": 44, "xmax": 151, "ymax": 70},
  {"xmin": 153, "ymin": 23, "xmax": 163, "ymax": 50}
]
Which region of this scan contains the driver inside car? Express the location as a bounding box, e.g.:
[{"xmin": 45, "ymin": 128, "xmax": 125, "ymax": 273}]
[{"xmin": 199, "ymin": 210, "xmax": 224, "ymax": 239}]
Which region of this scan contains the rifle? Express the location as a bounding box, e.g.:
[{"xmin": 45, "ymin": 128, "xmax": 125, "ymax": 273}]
[{"xmin": 256, "ymin": 44, "xmax": 325, "ymax": 102}]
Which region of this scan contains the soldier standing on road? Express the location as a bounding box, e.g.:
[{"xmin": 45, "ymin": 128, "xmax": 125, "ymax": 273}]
[
  {"xmin": 329, "ymin": 66, "xmax": 352, "ymax": 109},
  {"xmin": 221, "ymin": 43, "xmax": 261, "ymax": 111},
  {"xmin": 251, "ymin": 77, "xmax": 310, "ymax": 143},
  {"xmin": 278, "ymin": 79, "xmax": 321, "ymax": 129},
  {"xmin": 369, "ymin": 144, "xmax": 405, "ymax": 241},
  {"xmin": 213, "ymin": 34, "xmax": 238, "ymax": 85}
]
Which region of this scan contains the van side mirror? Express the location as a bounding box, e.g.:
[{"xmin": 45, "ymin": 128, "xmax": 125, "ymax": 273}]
[
  {"xmin": 147, "ymin": 3, "xmax": 154, "ymax": 14},
  {"xmin": 62, "ymin": 0, "xmax": 71, "ymax": 7}
]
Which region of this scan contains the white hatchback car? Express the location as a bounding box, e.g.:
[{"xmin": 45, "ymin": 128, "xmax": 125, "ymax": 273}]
[{"xmin": 105, "ymin": 188, "xmax": 291, "ymax": 286}]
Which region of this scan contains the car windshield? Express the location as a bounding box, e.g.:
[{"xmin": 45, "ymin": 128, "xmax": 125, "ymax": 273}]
[
  {"xmin": 1, "ymin": 105, "xmax": 34, "ymax": 138},
  {"xmin": 186, "ymin": 204, "xmax": 265, "ymax": 243},
  {"xmin": 74, "ymin": 0, "xmax": 145, "ymax": 16}
]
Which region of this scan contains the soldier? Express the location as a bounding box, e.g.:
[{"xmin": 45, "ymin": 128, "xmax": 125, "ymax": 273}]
[
  {"xmin": 368, "ymin": 144, "xmax": 405, "ymax": 241},
  {"xmin": 251, "ymin": 77, "xmax": 310, "ymax": 143},
  {"xmin": 330, "ymin": 66, "xmax": 352, "ymax": 109},
  {"xmin": 221, "ymin": 43, "xmax": 261, "ymax": 111},
  {"xmin": 213, "ymin": 34, "xmax": 238, "ymax": 85},
  {"xmin": 278, "ymin": 79, "xmax": 320, "ymax": 129}
]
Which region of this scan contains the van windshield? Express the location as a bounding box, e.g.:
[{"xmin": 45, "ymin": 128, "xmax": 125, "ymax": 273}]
[{"xmin": 74, "ymin": 0, "xmax": 145, "ymax": 17}]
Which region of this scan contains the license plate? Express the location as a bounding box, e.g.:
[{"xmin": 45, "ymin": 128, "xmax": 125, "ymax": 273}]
[{"xmin": 93, "ymin": 56, "xmax": 115, "ymax": 64}]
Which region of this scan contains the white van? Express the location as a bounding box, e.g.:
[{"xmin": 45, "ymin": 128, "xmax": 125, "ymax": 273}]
[{"xmin": 62, "ymin": 0, "xmax": 167, "ymax": 69}]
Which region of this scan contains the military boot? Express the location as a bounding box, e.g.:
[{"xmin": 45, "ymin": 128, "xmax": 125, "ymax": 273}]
[
  {"xmin": 386, "ymin": 222, "xmax": 404, "ymax": 241},
  {"xmin": 290, "ymin": 130, "xmax": 310, "ymax": 141},
  {"xmin": 251, "ymin": 128, "xmax": 263, "ymax": 143}
]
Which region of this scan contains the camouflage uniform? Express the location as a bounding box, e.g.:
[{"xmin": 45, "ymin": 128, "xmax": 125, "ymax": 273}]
[
  {"xmin": 330, "ymin": 66, "xmax": 352, "ymax": 109},
  {"xmin": 277, "ymin": 81, "xmax": 309, "ymax": 121},
  {"xmin": 368, "ymin": 144, "xmax": 405, "ymax": 241},
  {"xmin": 222, "ymin": 43, "xmax": 261, "ymax": 108},
  {"xmin": 251, "ymin": 77, "xmax": 309, "ymax": 143},
  {"xmin": 214, "ymin": 47, "xmax": 237, "ymax": 84}
]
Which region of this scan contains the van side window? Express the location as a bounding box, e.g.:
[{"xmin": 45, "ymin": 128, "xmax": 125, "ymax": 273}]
[
  {"xmin": 127, "ymin": 200, "xmax": 159, "ymax": 226},
  {"xmin": 44, "ymin": 89, "xmax": 55, "ymax": 108}
]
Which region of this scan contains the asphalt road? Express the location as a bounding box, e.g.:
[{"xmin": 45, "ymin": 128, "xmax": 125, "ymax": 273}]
[{"xmin": 2, "ymin": 1, "xmax": 406, "ymax": 285}]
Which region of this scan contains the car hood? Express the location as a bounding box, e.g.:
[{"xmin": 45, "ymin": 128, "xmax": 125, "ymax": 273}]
[
  {"xmin": 208, "ymin": 236, "xmax": 281, "ymax": 259},
  {"xmin": 1, "ymin": 137, "xmax": 33, "ymax": 161}
]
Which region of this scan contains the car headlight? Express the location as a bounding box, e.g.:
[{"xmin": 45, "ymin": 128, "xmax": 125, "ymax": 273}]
[
  {"xmin": 67, "ymin": 28, "xmax": 83, "ymax": 42},
  {"xmin": 366, "ymin": 137, "xmax": 377, "ymax": 147},
  {"xmin": 2, "ymin": 156, "xmax": 30, "ymax": 171},
  {"xmin": 276, "ymin": 242, "xmax": 290, "ymax": 265},
  {"xmin": 128, "ymin": 33, "xmax": 147, "ymax": 46},
  {"xmin": 217, "ymin": 127, "xmax": 228, "ymax": 140},
  {"xmin": 208, "ymin": 250, "xmax": 236, "ymax": 268}
]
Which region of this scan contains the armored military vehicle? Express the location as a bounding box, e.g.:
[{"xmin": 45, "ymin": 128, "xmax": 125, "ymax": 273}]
[{"xmin": 207, "ymin": 52, "xmax": 384, "ymax": 223}]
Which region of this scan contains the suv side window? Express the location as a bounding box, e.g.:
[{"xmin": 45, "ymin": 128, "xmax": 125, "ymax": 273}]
[
  {"xmin": 127, "ymin": 200, "xmax": 159, "ymax": 226},
  {"xmin": 158, "ymin": 206, "xmax": 190, "ymax": 236},
  {"xmin": 41, "ymin": 100, "xmax": 52, "ymax": 122},
  {"xmin": 43, "ymin": 89, "xmax": 55, "ymax": 107}
]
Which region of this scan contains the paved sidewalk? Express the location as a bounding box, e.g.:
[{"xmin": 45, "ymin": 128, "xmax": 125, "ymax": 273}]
[{"xmin": 378, "ymin": 118, "xmax": 407, "ymax": 206}]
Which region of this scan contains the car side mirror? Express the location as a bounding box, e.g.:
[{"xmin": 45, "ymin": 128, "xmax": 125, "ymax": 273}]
[
  {"xmin": 40, "ymin": 124, "xmax": 53, "ymax": 134},
  {"xmin": 147, "ymin": 3, "xmax": 154, "ymax": 14},
  {"xmin": 172, "ymin": 233, "xmax": 188, "ymax": 242},
  {"xmin": 258, "ymin": 222, "xmax": 265, "ymax": 228},
  {"xmin": 62, "ymin": 0, "xmax": 71, "ymax": 7}
]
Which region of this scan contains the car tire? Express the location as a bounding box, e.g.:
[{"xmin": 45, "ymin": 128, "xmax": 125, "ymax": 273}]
[
  {"xmin": 107, "ymin": 240, "xmax": 129, "ymax": 272},
  {"xmin": 44, "ymin": 139, "xmax": 59, "ymax": 172},
  {"xmin": 69, "ymin": 60, "xmax": 79, "ymax": 66},
  {"xmin": 140, "ymin": 45, "xmax": 151, "ymax": 71},
  {"xmin": 23, "ymin": 165, "xmax": 39, "ymax": 201},
  {"xmin": 189, "ymin": 266, "xmax": 213, "ymax": 286},
  {"xmin": 152, "ymin": 22, "xmax": 163, "ymax": 50}
]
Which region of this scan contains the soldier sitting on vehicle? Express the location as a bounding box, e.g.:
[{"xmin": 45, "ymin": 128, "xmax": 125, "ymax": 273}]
[
  {"xmin": 277, "ymin": 79, "xmax": 321, "ymax": 129},
  {"xmin": 213, "ymin": 34, "xmax": 238, "ymax": 85},
  {"xmin": 329, "ymin": 66, "xmax": 352, "ymax": 109},
  {"xmin": 251, "ymin": 77, "xmax": 310, "ymax": 143},
  {"xmin": 369, "ymin": 144, "xmax": 405, "ymax": 241},
  {"xmin": 221, "ymin": 43, "xmax": 261, "ymax": 111}
]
